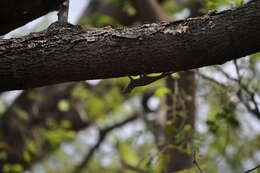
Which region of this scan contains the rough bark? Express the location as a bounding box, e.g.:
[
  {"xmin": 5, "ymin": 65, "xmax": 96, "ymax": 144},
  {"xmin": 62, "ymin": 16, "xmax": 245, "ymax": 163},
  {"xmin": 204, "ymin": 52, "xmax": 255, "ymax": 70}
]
[
  {"xmin": 0, "ymin": 0, "xmax": 65, "ymax": 35},
  {"xmin": 0, "ymin": 0, "xmax": 260, "ymax": 91}
]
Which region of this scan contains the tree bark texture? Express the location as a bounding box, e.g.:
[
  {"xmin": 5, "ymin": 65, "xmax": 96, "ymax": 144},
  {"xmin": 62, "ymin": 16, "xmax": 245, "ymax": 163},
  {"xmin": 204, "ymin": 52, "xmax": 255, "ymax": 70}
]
[
  {"xmin": 0, "ymin": 0, "xmax": 260, "ymax": 91},
  {"xmin": 0, "ymin": 0, "xmax": 65, "ymax": 35}
]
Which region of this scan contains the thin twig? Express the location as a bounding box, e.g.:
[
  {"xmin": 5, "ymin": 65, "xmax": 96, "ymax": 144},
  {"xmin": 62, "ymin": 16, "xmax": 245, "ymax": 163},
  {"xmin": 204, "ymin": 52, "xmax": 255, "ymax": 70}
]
[
  {"xmin": 244, "ymin": 164, "xmax": 260, "ymax": 173},
  {"xmin": 58, "ymin": 0, "xmax": 69, "ymax": 23},
  {"xmin": 121, "ymin": 160, "xmax": 146, "ymax": 173},
  {"xmin": 72, "ymin": 115, "xmax": 138, "ymax": 173},
  {"xmin": 192, "ymin": 148, "xmax": 203, "ymax": 173},
  {"xmin": 215, "ymin": 66, "xmax": 260, "ymax": 118},
  {"xmin": 233, "ymin": 60, "xmax": 260, "ymax": 117},
  {"xmin": 233, "ymin": 60, "xmax": 242, "ymax": 84},
  {"xmin": 215, "ymin": 66, "xmax": 238, "ymax": 82},
  {"xmin": 197, "ymin": 71, "xmax": 228, "ymax": 88}
]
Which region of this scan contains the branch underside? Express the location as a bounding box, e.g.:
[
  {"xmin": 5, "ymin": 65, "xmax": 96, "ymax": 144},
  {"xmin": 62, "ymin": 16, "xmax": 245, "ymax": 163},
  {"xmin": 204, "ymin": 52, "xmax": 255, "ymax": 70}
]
[{"xmin": 0, "ymin": 0, "xmax": 260, "ymax": 91}]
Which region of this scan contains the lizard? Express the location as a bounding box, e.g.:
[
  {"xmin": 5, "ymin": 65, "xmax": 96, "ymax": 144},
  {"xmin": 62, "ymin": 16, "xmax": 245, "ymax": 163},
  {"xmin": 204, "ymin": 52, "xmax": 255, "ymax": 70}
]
[{"xmin": 123, "ymin": 72, "xmax": 173, "ymax": 94}]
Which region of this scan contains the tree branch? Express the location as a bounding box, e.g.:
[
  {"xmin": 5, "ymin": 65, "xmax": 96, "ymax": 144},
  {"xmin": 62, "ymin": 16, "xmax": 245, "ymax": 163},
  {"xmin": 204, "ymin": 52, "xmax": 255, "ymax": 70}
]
[
  {"xmin": 197, "ymin": 71, "xmax": 228, "ymax": 88},
  {"xmin": 121, "ymin": 160, "xmax": 147, "ymax": 173},
  {"xmin": 244, "ymin": 164, "xmax": 260, "ymax": 173},
  {"xmin": 73, "ymin": 114, "xmax": 138, "ymax": 173},
  {"xmin": 0, "ymin": 0, "xmax": 260, "ymax": 91},
  {"xmin": 215, "ymin": 63, "xmax": 260, "ymax": 118}
]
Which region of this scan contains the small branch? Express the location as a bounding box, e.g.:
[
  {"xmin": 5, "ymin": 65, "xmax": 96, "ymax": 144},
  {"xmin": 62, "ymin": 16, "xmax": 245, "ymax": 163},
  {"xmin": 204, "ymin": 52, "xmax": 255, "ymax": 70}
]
[
  {"xmin": 58, "ymin": 0, "xmax": 69, "ymax": 23},
  {"xmin": 233, "ymin": 60, "xmax": 242, "ymax": 84},
  {"xmin": 215, "ymin": 66, "xmax": 238, "ymax": 82},
  {"xmin": 197, "ymin": 71, "xmax": 228, "ymax": 88},
  {"xmin": 72, "ymin": 115, "xmax": 138, "ymax": 173},
  {"xmin": 192, "ymin": 150, "xmax": 203, "ymax": 173},
  {"xmin": 215, "ymin": 65, "xmax": 260, "ymax": 118},
  {"xmin": 121, "ymin": 160, "xmax": 146, "ymax": 173},
  {"xmin": 244, "ymin": 164, "xmax": 260, "ymax": 173}
]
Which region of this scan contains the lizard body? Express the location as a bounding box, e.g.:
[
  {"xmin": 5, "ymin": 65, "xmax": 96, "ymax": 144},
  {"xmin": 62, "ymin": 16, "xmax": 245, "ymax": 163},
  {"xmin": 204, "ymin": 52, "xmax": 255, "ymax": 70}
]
[{"xmin": 123, "ymin": 72, "xmax": 172, "ymax": 94}]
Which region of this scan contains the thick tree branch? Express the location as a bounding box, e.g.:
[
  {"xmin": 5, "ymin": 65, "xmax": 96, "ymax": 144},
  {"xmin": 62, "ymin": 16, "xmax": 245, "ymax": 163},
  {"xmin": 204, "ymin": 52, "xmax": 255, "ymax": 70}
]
[
  {"xmin": 0, "ymin": 0, "xmax": 65, "ymax": 35},
  {"xmin": 0, "ymin": 0, "xmax": 260, "ymax": 91}
]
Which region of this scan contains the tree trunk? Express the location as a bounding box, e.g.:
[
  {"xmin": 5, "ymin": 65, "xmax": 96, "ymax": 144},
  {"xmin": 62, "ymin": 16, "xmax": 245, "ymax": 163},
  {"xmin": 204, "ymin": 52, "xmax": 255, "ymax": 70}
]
[{"xmin": 162, "ymin": 71, "xmax": 196, "ymax": 172}]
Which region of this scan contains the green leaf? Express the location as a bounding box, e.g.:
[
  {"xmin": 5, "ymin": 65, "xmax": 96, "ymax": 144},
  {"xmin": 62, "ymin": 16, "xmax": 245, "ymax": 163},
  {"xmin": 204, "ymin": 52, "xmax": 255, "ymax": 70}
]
[
  {"xmin": 23, "ymin": 150, "xmax": 31, "ymax": 162},
  {"xmin": 58, "ymin": 99, "xmax": 70, "ymax": 112},
  {"xmin": 155, "ymin": 87, "xmax": 170, "ymax": 98},
  {"xmin": 118, "ymin": 142, "xmax": 138, "ymax": 166},
  {"xmin": 13, "ymin": 106, "xmax": 29, "ymax": 120},
  {"xmin": 109, "ymin": 0, "xmax": 125, "ymax": 7}
]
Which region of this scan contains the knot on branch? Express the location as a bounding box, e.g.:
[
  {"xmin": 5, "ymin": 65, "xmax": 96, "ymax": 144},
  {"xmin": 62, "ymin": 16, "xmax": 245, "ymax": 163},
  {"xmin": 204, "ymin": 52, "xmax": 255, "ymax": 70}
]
[{"xmin": 47, "ymin": 22, "xmax": 83, "ymax": 35}]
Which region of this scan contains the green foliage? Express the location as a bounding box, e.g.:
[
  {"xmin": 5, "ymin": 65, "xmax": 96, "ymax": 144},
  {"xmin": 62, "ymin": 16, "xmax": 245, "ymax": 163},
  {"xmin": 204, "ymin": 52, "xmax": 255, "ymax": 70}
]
[
  {"xmin": 58, "ymin": 99, "xmax": 71, "ymax": 112},
  {"xmin": 207, "ymin": 106, "xmax": 239, "ymax": 135},
  {"xmin": 118, "ymin": 141, "xmax": 139, "ymax": 165},
  {"xmin": 161, "ymin": 0, "xmax": 181, "ymax": 19},
  {"xmin": 13, "ymin": 106, "xmax": 29, "ymax": 120},
  {"xmin": 71, "ymin": 80, "xmax": 127, "ymax": 124},
  {"xmin": 0, "ymin": 100, "xmax": 7, "ymax": 116},
  {"xmin": 154, "ymin": 87, "xmax": 170, "ymax": 98},
  {"xmin": 109, "ymin": 0, "xmax": 125, "ymax": 7},
  {"xmin": 249, "ymin": 52, "xmax": 260, "ymax": 75},
  {"xmin": 198, "ymin": 55, "xmax": 260, "ymax": 172},
  {"xmin": 40, "ymin": 119, "xmax": 75, "ymax": 148},
  {"xmin": 81, "ymin": 13, "xmax": 122, "ymax": 28},
  {"xmin": 3, "ymin": 164, "xmax": 24, "ymax": 173},
  {"xmin": 23, "ymin": 139, "xmax": 39, "ymax": 162},
  {"xmin": 202, "ymin": 0, "xmax": 246, "ymax": 11}
]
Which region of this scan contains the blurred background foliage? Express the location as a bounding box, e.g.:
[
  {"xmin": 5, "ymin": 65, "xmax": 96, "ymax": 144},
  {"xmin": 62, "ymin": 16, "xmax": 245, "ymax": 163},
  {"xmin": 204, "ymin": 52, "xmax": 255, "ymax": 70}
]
[{"xmin": 0, "ymin": 0, "xmax": 260, "ymax": 173}]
